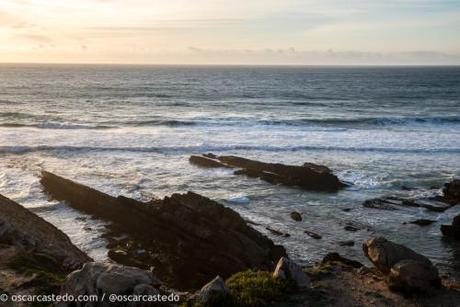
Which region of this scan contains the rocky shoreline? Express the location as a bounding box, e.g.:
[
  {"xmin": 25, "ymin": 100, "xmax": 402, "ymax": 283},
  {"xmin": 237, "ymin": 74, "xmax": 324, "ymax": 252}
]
[{"xmin": 1, "ymin": 156, "xmax": 460, "ymax": 306}]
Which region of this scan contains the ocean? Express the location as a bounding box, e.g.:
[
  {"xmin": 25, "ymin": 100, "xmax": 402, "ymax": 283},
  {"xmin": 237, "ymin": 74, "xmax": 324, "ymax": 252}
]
[{"xmin": 1, "ymin": 64, "xmax": 460, "ymax": 277}]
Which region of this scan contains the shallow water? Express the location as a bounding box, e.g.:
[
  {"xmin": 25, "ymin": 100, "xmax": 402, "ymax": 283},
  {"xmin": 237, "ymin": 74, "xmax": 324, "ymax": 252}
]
[{"xmin": 1, "ymin": 64, "xmax": 460, "ymax": 277}]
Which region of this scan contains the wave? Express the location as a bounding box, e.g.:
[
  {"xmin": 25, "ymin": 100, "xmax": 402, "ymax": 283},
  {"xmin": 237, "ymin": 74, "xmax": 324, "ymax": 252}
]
[
  {"xmin": 0, "ymin": 123, "xmax": 112, "ymax": 130},
  {"xmin": 1, "ymin": 144, "xmax": 459, "ymax": 155},
  {"xmin": 301, "ymin": 116, "xmax": 460, "ymax": 127}
]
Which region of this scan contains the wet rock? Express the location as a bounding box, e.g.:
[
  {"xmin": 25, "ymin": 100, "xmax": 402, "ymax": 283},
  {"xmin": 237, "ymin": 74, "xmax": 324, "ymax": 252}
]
[
  {"xmin": 197, "ymin": 276, "xmax": 229, "ymax": 302},
  {"xmin": 338, "ymin": 240, "xmax": 355, "ymax": 247},
  {"xmin": 344, "ymin": 225, "xmax": 360, "ymax": 232},
  {"xmin": 388, "ymin": 259, "xmax": 441, "ymax": 292},
  {"xmin": 273, "ymin": 257, "xmax": 310, "ymax": 290},
  {"xmin": 363, "ymin": 237, "xmax": 435, "ymax": 274},
  {"xmin": 322, "ymin": 253, "xmax": 363, "ymax": 268},
  {"xmin": 189, "ymin": 153, "xmax": 347, "ymax": 192},
  {"xmin": 304, "ymin": 230, "xmax": 322, "ymax": 239},
  {"xmin": 407, "ymin": 219, "xmax": 435, "ymax": 226},
  {"xmin": 441, "ymin": 179, "xmax": 460, "ymax": 205},
  {"xmin": 58, "ymin": 262, "xmax": 169, "ymax": 307},
  {"xmin": 363, "ymin": 198, "xmax": 398, "ymax": 210},
  {"xmin": 290, "ymin": 211, "xmax": 302, "ymax": 222},
  {"xmin": 266, "ymin": 227, "xmax": 290, "ymax": 237},
  {"xmin": 0, "ymin": 194, "xmax": 90, "ymax": 271},
  {"xmin": 441, "ymin": 213, "xmax": 460, "ymax": 240},
  {"xmin": 40, "ymin": 171, "xmax": 285, "ymax": 290}
]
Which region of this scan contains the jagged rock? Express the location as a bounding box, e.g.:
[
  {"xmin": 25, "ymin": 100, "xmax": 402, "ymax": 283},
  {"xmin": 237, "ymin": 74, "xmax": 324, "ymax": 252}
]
[
  {"xmin": 0, "ymin": 194, "xmax": 90, "ymax": 271},
  {"xmin": 304, "ymin": 230, "xmax": 322, "ymax": 239},
  {"xmin": 189, "ymin": 153, "xmax": 347, "ymax": 192},
  {"xmin": 441, "ymin": 213, "xmax": 460, "ymax": 240},
  {"xmin": 273, "ymin": 257, "xmax": 310, "ymax": 290},
  {"xmin": 266, "ymin": 227, "xmax": 290, "ymax": 237},
  {"xmin": 57, "ymin": 262, "xmax": 171, "ymax": 307},
  {"xmin": 290, "ymin": 211, "xmax": 302, "ymax": 222},
  {"xmin": 363, "ymin": 198, "xmax": 398, "ymax": 210},
  {"xmin": 40, "ymin": 171, "xmax": 285, "ymax": 290},
  {"xmin": 363, "ymin": 237, "xmax": 433, "ymax": 274},
  {"xmin": 337, "ymin": 240, "xmax": 355, "ymax": 247},
  {"xmin": 197, "ymin": 276, "xmax": 229, "ymax": 302},
  {"xmin": 388, "ymin": 259, "xmax": 441, "ymax": 292},
  {"xmin": 442, "ymin": 179, "xmax": 460, "ymax": 205}
]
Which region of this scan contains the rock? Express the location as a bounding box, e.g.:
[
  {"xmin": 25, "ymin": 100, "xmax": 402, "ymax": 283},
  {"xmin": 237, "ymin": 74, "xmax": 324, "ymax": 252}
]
[
  {"xmin": 441, "ymin": 213, "xmax": 460, "ymax": 240},
  {"xmin": 407, "ymin": 219, "xmax": 435, "ymax": 226},
  {"xmin": 322, "ymin": 253, "xmax": 363, "ymax": 268},
  {"xmin": 363, "ymin": 237, "xmax": 436, "ymax": 275},
  {"xmin": 40, "ymin": 171, "xmax": 285, "ymax": 290},
  {"xmin": 344, "ymin": 225, "xmax": 360, "ymax": 232},
  {"xmin": 338, "ymin": 240, "xmax": 355, "ymax": 247},
  {"xmin": 197, "ymin": 276, "xmax": 229, "ymax": 302},
  {"xmin": 388, "ymin": 259, "xmax": 441, "ymax": 292},
  {"xmin": 273, "ymin": 257, "xmax": 310, "ymax": 290},
  {"xmin": 266, "ymin": 227, "xmax": 290, "ymax": 237},
  {"xmin": 0, "ymin": 194, "xmax": 90, "ymax": 271},
  {"xmin": 58, "ymin": 262, "xmax": 170, "ymax": 307},
  {"xmin": 304, "ymin": 230, "xmax": 322, "ymax": 239},
  {"xmin": 441, "ymin": 179, "xmax": 460, "ymax": 205},
  {"xmin": 290, "ymin": 211, "xmax": 302, "ymax": 222},
  {"xmin": 189, "ymin": 153, "xmax": 347, "ymax": 192},
  {"xmin": 363, "ymin": 198, "xmax": 398, "ymax": 210}
]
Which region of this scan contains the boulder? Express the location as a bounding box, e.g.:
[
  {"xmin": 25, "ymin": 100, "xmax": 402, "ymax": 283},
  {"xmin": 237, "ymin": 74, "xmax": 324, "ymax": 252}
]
[
  {"xmin": 40, "ymin": 171, "xmax": 285, "ymax": 290},
  {"xmin": 189, "ymin": 154, "xmax": 347, "ymax": 192},
  {"xmin": 197, "ymin": 276, "xmax": 229, "ymax": 302},
  {"xmin": 441, "ymin": 179, "xmax": 460, "ymax": 205},
  {"xmin": 0, "ymin": 194, "xmax": 90, "ymax": 271},
  {"xmin": 441, "ymin": 213, "xmax": 460, "ymax": 240},
  {"xmin": 58, "ymin": 262, "xmax": 169, "ymax": 307},
  {"xmin": 290, "ymin": 211, "xmax": 302, "ymax": 222},
  {"xmin": 273, "ymin": 257, "xmax": 310, "ymax": 290},
  {"xmin": 362, "ymin": 237, "xmax": 433, "ymax": 274},
  {"xmin": 388, "ymin": 259, "xmax": 441, "ymax": 292}
]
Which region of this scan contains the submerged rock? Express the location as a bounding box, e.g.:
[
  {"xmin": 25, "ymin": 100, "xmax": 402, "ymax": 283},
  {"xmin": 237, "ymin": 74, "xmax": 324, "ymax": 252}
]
[
  {"xmin": 304, "ymin": 230, "xmax": 322, "ymax": 239},
  {"xmin": 407, "ymin": 219, "xmax": 435, "ymax": 226},
  {"xmin": 273, "ymin": 257, "xmax": 310, "ymax": 290},
  {"xmin": 290, "ymin": 211, "xmax": 302, "ymax": 221},
  {"xmin": 40, "ymin": 171, "xmax": 285, "ymax": 290},
  {"xmin": 189, "ymin": 153, "xmax": 347, "ymax": 192}
]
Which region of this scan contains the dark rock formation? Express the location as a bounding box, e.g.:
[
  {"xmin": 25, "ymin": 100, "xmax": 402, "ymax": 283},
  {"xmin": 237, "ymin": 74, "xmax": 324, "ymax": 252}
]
[
  {"xmin": 290, "ymin": 211, "xmax": 302, "ymax": 222},
  {"xmin": 441, "ymin": 214, "xmax": 460, "ymax": 240},
  {"xmin": 0, "ymin": 194, "xmax": 90, "ymax": 271},
  {"xmin": 304, "ymin": 230, "xmax": 322, "ymax": 239},
  {"xmin": 407, "ymin": 219, "xmax": 435, "ymax": 226},
  {"xmin": 189, "ymin": 153, "xmax": 347, "ymax": 192},
  {"xmin": 40, "ymin": 171, "xmax": 285, "ymax": 291},
  {"xmin": 441, "ymin": 179, "xmax": 460, "ymax": 205},
  {"xmin": 363, "ymin": 237, "xmax": 440, "ymax": 292},
  {"xmin": 363, "ymin": 196, "xmax": 450, "ymax": 212},
  {"xmin": 322, "ymin": 252, "xmax": 363, "ymax": 268}
]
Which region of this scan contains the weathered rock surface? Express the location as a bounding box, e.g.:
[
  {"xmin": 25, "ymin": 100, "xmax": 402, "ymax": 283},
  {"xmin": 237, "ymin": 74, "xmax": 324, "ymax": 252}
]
[
  {"xmin": 57, "ymin": 262, "xmax": 174, "ymax": 307},
  {"xmin": 0, "ymin": 194, "xmax": 90, "ymax": 271},
  {"xmin": 441, "ymin": 179, "xmax": 460, "ymax": 205},
  {"xmin": 388, "ymin": 259, "xmax": 441, "ymax": 292},
  {"xmin": 196, "ymin": 276, "xmax": 229, "ymax": 302},
  {"xmin": 273, "ymin": 257, "xmax": 310, "ymax": 290},
  {"xmin": 441, "ymin": 213, "xmax": 460, "ymax": 239},
  {"xmin": 363, "ymin": 237, "xmax": 440, "ymax": 292},
  {"xmin": 189, "ymin": 153, "xmax": 347, "ymax": 192},
  {"xmin": 40, "ymin": 171, "xmax": 285, "ymax": 290}
]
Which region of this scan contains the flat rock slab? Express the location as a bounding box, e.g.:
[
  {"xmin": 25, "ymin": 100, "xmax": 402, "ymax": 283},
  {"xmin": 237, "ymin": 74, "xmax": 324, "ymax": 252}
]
[
  {"xmin": 189, "ymin": 153, "xmax": 347, "ymax": 192},
  {"xmin": 40, "ymin": 171, "xmax": 285, "ymax": 291}
]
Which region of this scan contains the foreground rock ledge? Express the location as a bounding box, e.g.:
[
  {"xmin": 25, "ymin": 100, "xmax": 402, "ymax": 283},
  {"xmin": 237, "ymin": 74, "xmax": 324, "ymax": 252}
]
[
  {"xmin": 189, "ymin": 153, "xmax": 347, "ymax": 192},
  {"xmin": 40, "ymin": 170, "xmax": 286, "ymax": 291}
]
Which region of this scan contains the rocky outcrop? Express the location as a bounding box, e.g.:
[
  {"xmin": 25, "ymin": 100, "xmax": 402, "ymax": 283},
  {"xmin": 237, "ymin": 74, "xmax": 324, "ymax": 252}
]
[
  {"xmin": 57, "ymin": 262, "xmax": 178, "ymax": 307},
  {"xmin": 441, "ymin": 179, "xmax": 460, "ymax": 205},
  {"xmin": 40, "ymin": 171, "xmax": 286, "ymax": 291},
  {"xmin": 196, "ymin": 276, "xmax": 229, "ymax": 302},
  {"xmin": 441, "ymin": 213, "xmax": 460, "ymax": 239},
  {"xmin": 363, "ymin": 237, "xmax": 440, "ymax": 292},
  {"xmin": 273, "ymin": 257, "xmax": 310, "ymax": 290},
  {"xmin": 189, "ymin": 153, "xmax": 347, "ymax": 192},
  {"xmin": 363, "ymin": 196, "xmax": 451, "ymax": 212},
  {"xmin": 0, "ymin": 194, "xmax": 90, "ymax": 271}
]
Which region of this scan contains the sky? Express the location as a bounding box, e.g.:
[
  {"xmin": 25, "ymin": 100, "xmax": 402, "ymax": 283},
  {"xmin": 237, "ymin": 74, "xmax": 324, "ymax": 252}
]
[{"xmin": 0, "ymin": 0, "xmax": 459, "ymax": 65}]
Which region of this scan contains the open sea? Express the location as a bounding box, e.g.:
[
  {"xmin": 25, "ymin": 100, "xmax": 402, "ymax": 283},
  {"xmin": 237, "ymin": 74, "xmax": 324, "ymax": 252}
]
[{"xmin": 1, "ymin": 64, "xmax": 460, "ymax": 278}]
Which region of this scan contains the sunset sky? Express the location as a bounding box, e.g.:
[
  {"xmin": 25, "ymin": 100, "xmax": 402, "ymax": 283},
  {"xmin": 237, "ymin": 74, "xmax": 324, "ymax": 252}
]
[{"xmin": 1, "ymin": 0, "xmax": 459, "ymax": 64}]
